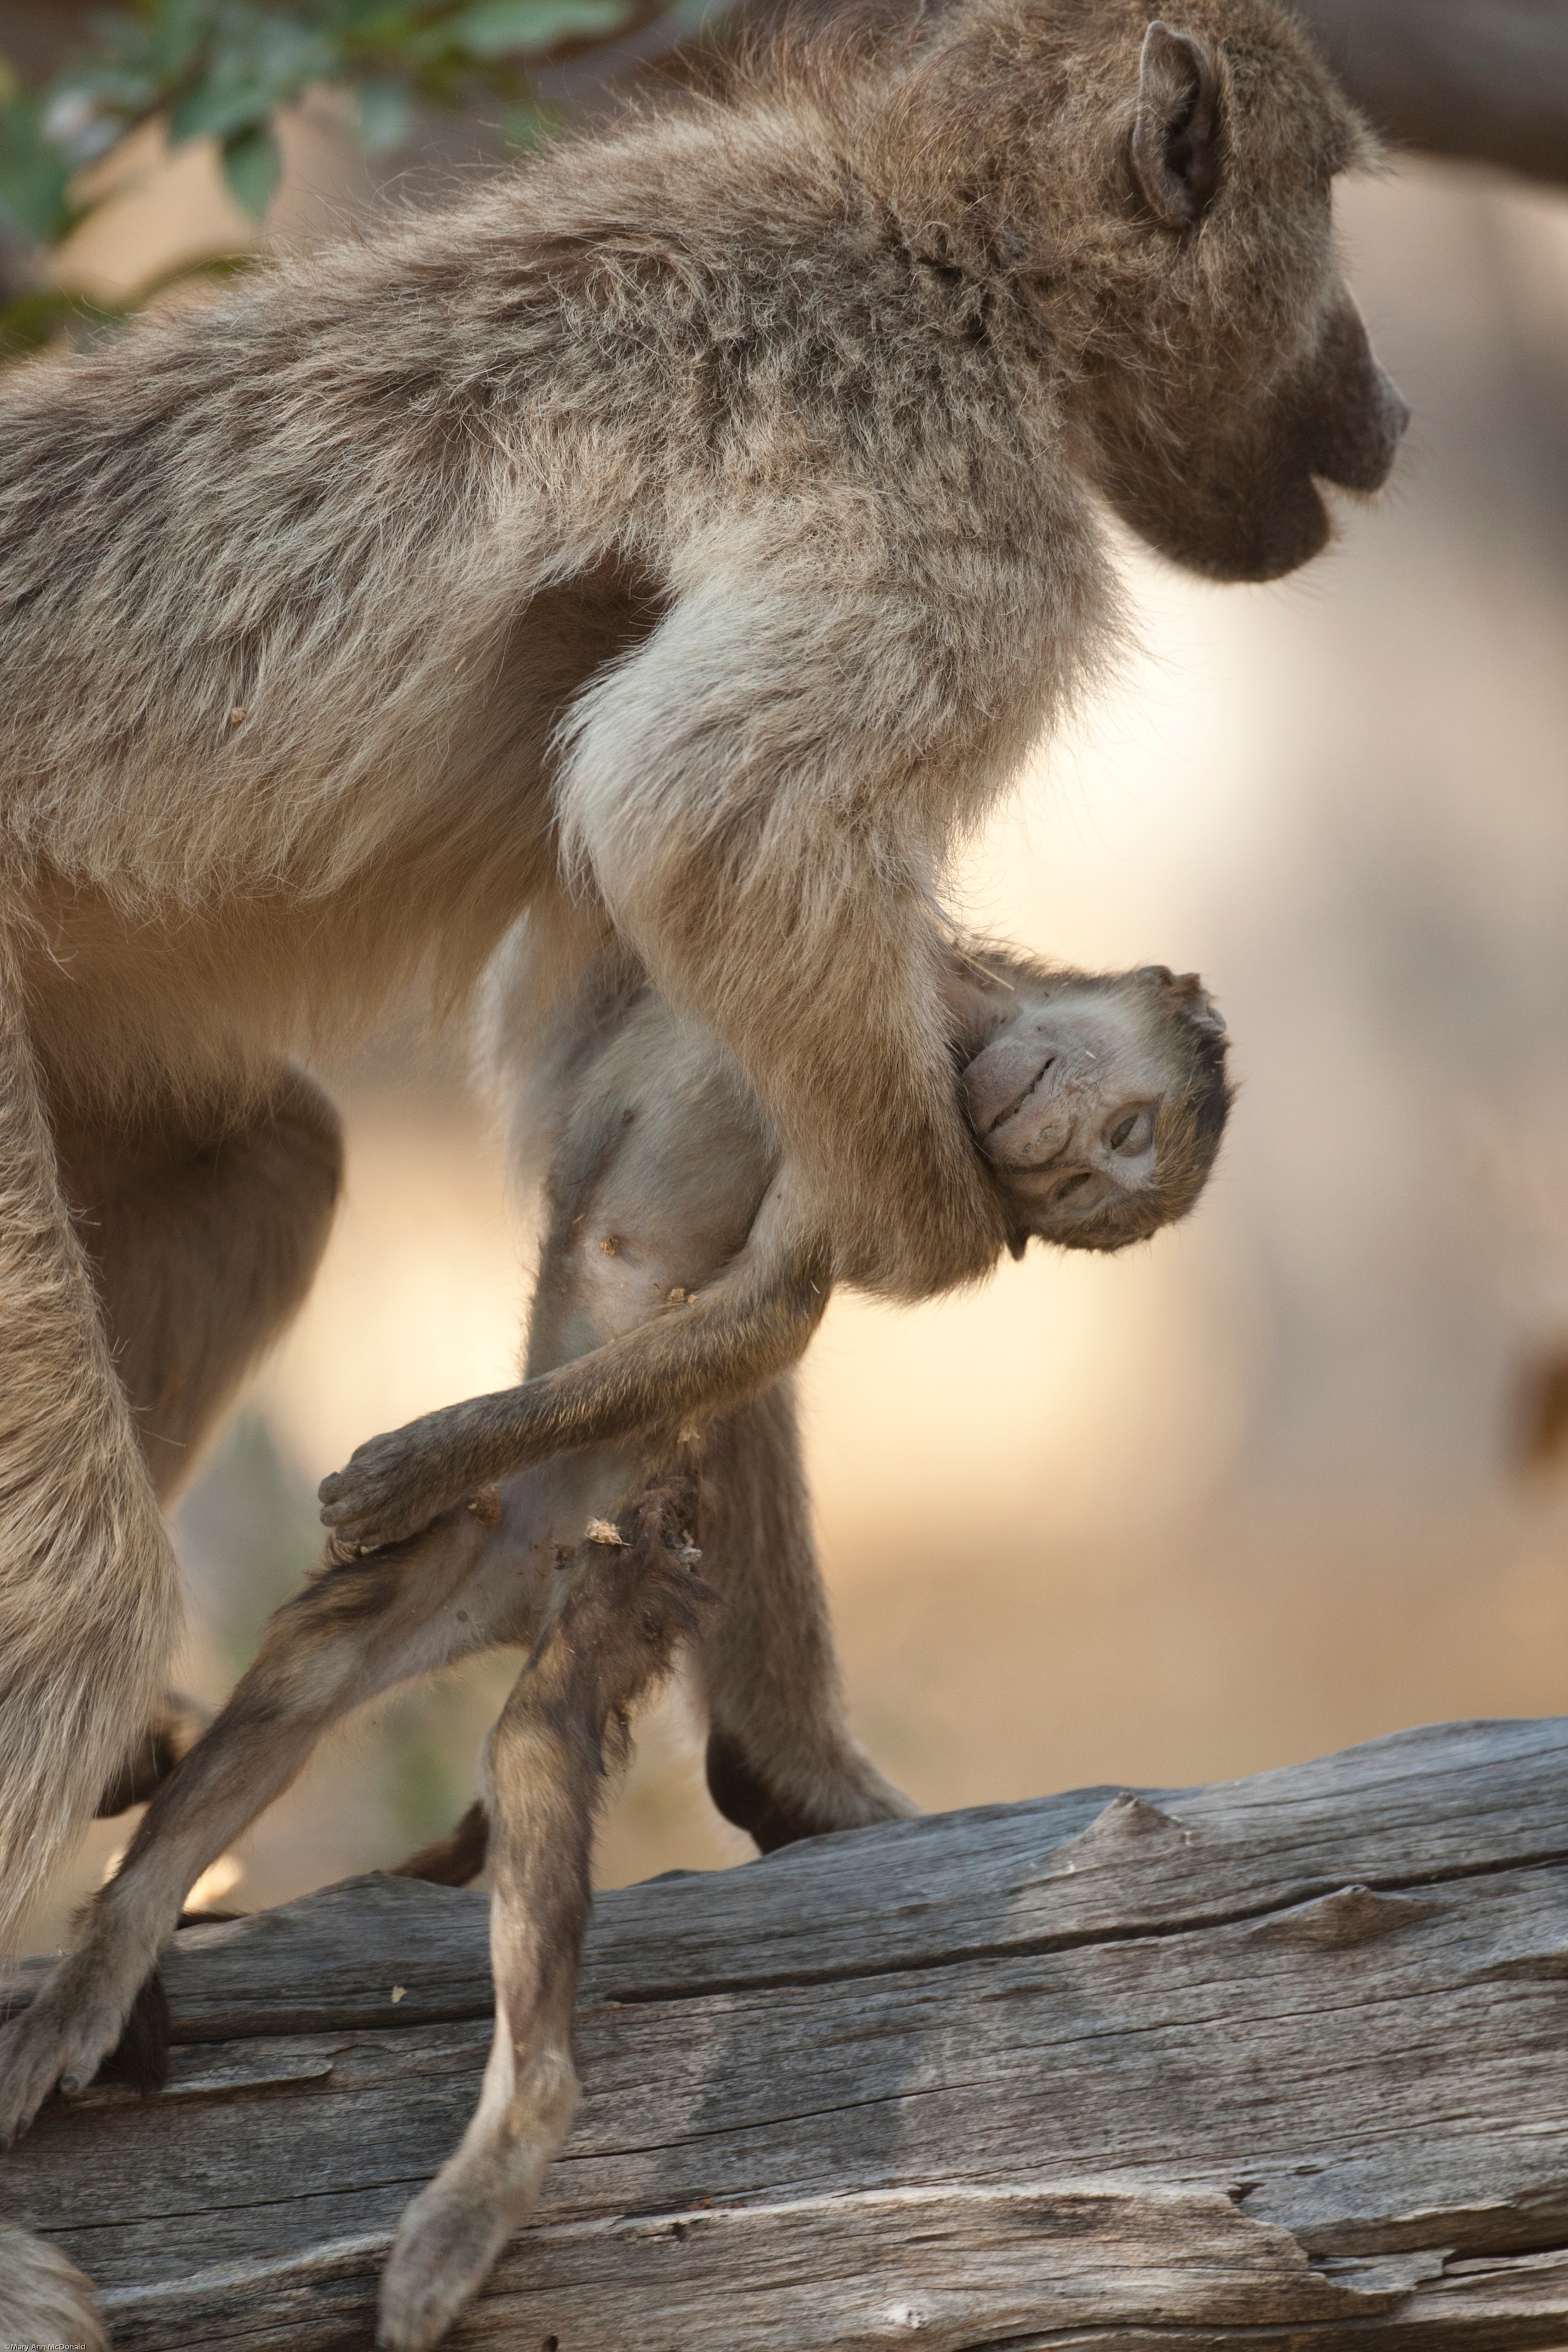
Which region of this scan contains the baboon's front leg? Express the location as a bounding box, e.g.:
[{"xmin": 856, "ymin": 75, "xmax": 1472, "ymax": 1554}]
[
  {"xmin": 377, "ymin": 1483, "xmax": 711, "ymax": 2352},
  {"xmin": 0, "ymin": 1507, "xmax": 505, "ymax": 2148},
  {"xmin": 0, "ymin": 929, "xmax": 182, "ymax": 1954},
  {"xmin": 62, "ymin": 1069, "xmax": 343, "ymax": 1822}
]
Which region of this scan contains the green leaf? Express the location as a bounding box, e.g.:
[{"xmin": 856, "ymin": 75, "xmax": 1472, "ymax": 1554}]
[
  {"xmin": 168, "ymin": 20, "xmax": 336, "ymax": 146},
  {"xmin": 355, "ymin": 78, "xmax": 413, "ymax": 152},
  {"xmin": 171, "ymin": 82, "xmax": 273, "ymax": 144},
  {"xmin": 334, "ymin": 4, "xmax": 424, "ymax": 40},
  {"xmin": 138, "ymin": 0, "xmax": 211, "ymax": 85},
  {"xmin": 221, "ymin": 122, "xmax": 281, "ymax": 217},
  {"xmin": 0, "ymin": 92, "xmax": 74, "ymax": 245},
  {"xmin": 448, "ymin": 0, "xmax": 635, "ymax": 61}
]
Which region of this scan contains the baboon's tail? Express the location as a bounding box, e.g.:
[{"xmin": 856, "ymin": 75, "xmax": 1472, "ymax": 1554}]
[
  {"xmin": 0, "ymin": 926, "xmax": 180, "ymax": 1951},
  {"xmin": 0, "ymin": 2217, "xmax": 108, "ymax": 2348}
]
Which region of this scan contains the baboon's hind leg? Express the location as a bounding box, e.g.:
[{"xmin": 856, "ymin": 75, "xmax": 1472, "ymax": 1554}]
[
  {"xmin": 377, "ymin": 1484, "xmax": 711, "ymax": 2352},
  {"xmin": 63, "ymin": 1066, "xmax": 344, "ymax": 1507},
  {"xmin": 387, "ymin": 1381, "xmax": 915, "ymax": 1880},
  {"xmin": 93, "ymin": 1690, "xmax": 212, "ymax": 1818},
  {"xmin": 697, "ymin": 1380, "xmax": 916, "ymax": 1850}
]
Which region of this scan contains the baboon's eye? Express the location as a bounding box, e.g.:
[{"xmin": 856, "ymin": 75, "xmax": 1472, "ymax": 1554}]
[{"xmin": 1108, "ymin": 1105, "xmax": 1154, "ymax": 1155}]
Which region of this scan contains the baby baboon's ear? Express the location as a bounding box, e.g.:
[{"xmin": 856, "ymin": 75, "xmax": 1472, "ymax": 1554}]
[
  {"xmin": 1130, "ymin": 21, "xmax": 1223, "ymax": 229},
  {"xmin": 1136, "ymin": 964, "xmax": 1227, "ymax": 1032}
]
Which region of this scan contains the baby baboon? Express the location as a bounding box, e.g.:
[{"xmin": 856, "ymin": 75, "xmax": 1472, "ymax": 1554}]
[
  {"xmin": 316, "ymin": 936, "xmax": 1232, "ymax": 1552},
  {"xmin": 0, "ymin": 0, "xmax": 1400, "ymax": 1948},
  {"xmin": 0, "ymin": 939, "xmax": 1230, "ymax": 2349}
]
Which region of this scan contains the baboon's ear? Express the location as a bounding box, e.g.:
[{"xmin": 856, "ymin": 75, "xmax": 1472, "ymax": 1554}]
[
  {"xmin": 1130, "ymin": 21, "xmax": 1222, "ymax": 228},
  {"xmin": 1136, "ymin": 964, "xmax": 1227, "ymax": 1032}
]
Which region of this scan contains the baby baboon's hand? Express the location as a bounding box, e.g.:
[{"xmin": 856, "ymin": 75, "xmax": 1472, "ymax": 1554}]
[{"xmin": 318, "ymin": 1408, "xmax": 481, "ymax": 1552}]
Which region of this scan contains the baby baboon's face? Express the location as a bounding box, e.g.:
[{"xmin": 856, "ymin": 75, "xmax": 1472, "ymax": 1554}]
[{"xmin": 960, "ymin": 976, "xmax": 1227, "ymax": 1253}]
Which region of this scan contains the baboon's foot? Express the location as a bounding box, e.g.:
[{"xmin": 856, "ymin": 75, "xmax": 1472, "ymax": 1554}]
[
  {"xmin": 0, "ymin": 1941, "xmax": 147, "ymax": 2146},
  {"xmin": 0, "ymin": 2218, "xmax": 107, "ymax": 2351},
  {"xmin": 706, "ymin": 1727, "xmax": 917, "ymax": 1853},
  {"xmin": 376, "ymin": 2059, "xmax": 577, "ymax": 2351},
  {"xmin": 376, "ymin": 2177, "xmax": 524, "ymax": 2352}
]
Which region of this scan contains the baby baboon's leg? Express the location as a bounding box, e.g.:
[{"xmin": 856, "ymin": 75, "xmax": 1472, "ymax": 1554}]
[
  {"xmin": 377, "ymin": 1485, "xmax": 710, "ymax": 2352},
  {"xmin": 0, "ymin": 1507, "xmax": 505, "ymax": 2148},
  {"xmin": 697, "ymin": 1379, "xmax": 916, "ymax": 1850},
  {"xmin": 63, "ymin": 1067, "xmax": 343, "ymax": 1817}
]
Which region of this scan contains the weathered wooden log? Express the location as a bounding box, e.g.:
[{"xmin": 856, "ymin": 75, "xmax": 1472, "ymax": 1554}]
[{"xmin": 3, "ymin": 1715, "xmax": 1568, "ymax": 2349}]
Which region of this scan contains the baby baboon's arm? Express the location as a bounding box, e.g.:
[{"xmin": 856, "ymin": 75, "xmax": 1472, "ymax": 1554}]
[{"xmin": 319, "ymin": 1201, "xmax": 830, "ymax": 1554}]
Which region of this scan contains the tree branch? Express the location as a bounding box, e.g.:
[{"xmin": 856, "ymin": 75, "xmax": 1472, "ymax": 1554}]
[{"xmin": 1289, "ymin": 0, "xmax": 1568, "ymax": 189}]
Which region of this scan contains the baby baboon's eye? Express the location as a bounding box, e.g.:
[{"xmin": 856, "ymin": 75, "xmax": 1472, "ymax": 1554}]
[{"xmin": 1108, "ymin": 1105, "xmax": 1154, "ymax": 1155}]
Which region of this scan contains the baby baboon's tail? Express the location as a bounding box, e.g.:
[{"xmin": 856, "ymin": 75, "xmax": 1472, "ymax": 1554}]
[{"xmin": 0, "ymin": 927, "xmax": 180, "ymax": 1951}]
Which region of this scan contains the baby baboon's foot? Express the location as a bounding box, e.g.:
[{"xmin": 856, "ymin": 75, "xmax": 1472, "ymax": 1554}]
[
  {"xmin": 0, "ymin": 1948, "xmax": 142, "ymax": 2146},
  {"xmin": 377, "ymin": 2054, "xmax": 578, "ymax": 2350},
  {"xmin": 376, "ymin": 2171, "xmax": 532, "ymax": 2352}
]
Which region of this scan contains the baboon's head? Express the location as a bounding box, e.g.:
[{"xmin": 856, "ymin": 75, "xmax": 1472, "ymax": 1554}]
[
  {"xmin": 936, "ymin": 0, "xmax": 1408, "ymax": 579},
  {"xmin": 956, "ymin": 959, "xmax": 1232, "ymax": 1253}
]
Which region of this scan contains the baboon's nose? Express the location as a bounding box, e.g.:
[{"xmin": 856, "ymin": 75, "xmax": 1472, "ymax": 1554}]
[
  {"xmin": 1306, "ymin": 303, "xmax": 1411, "ymax": 496},
  {"xmin": 1316, "ymin": 374, "xmax": 1408, "ymax": 492},
  {"xmin": 1380, "ymin": 368, "xmax": 1412, "ymax": 448}
]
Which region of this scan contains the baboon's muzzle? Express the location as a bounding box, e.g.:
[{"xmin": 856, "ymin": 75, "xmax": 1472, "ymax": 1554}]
[
  {"xmin": 1303, "ymin": 298, "xmax": 1410, "ymax": 496},
  {"xmin": 1097, "ymin": 293, "xmax": 1409, "ymax": 585}
]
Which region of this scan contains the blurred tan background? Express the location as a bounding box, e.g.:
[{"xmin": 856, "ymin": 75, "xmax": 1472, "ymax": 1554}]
[{"xmin": 11, "ymin": 17, "xmax": 1568, "ymax": 1947}]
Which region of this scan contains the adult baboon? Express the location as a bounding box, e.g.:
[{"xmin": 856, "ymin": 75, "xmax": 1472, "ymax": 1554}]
[
  {"xmin": 0, "ymin": 940, "xmax": 1230, "ymax": 2349},
  {"xmin": 0, "ymin": 0, "xmax": 1402, "ymax": 1949}
]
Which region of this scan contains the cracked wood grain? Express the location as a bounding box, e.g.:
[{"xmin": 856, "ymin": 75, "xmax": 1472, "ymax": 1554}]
[{"xmin": 3, "ymin": 1716, "xmax": 1568, "ymax": 2349}]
